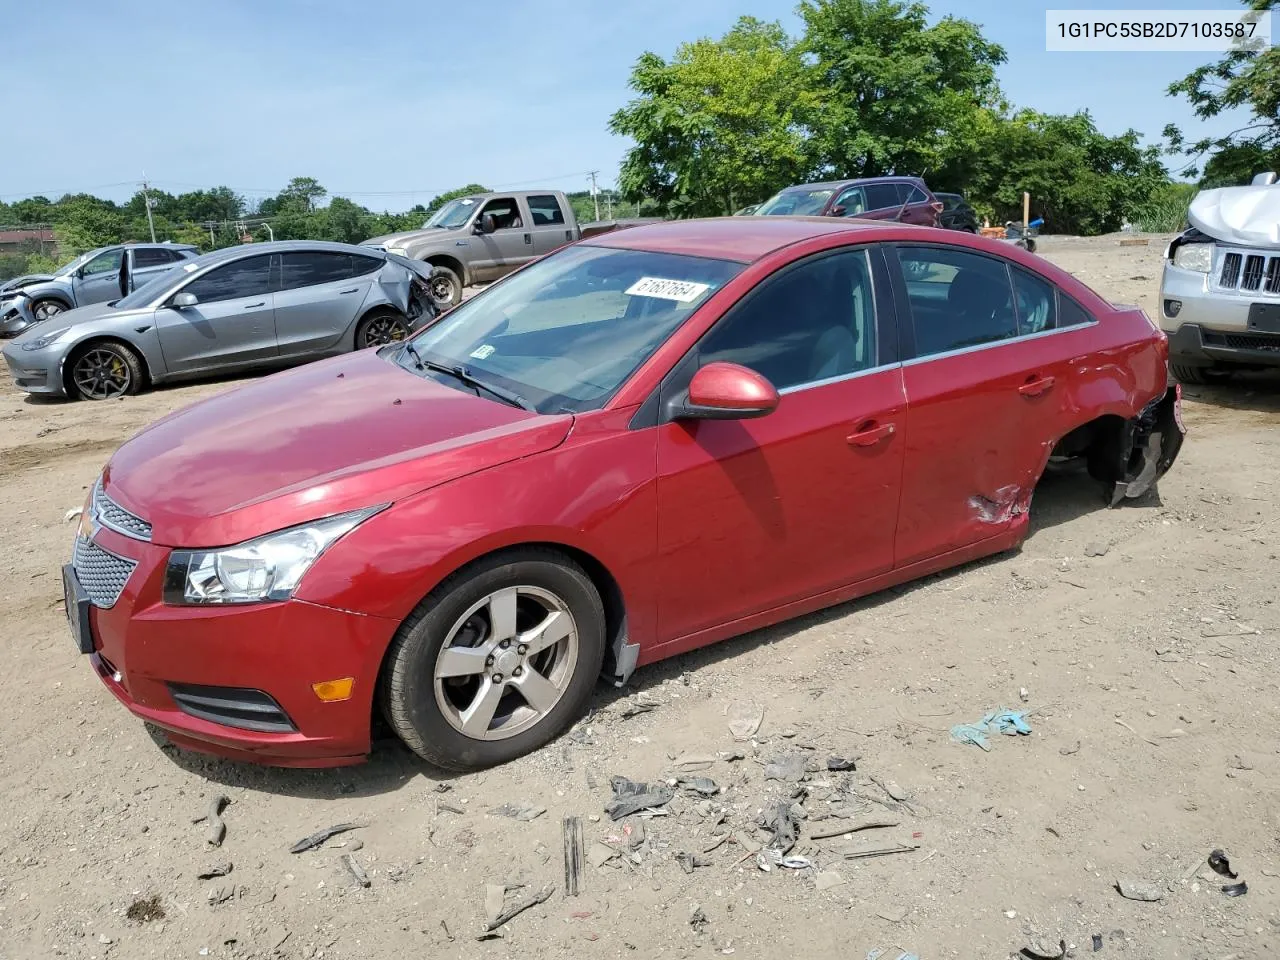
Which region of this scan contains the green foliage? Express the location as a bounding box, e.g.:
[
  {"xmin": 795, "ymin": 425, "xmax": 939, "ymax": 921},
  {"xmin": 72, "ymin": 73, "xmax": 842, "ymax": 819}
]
[
  {"xmin": 1130, "ymin": 181, "xmax": 1198, "ymax": 232},
  {"xmin": 1164, "ymin": 1, "xmax": 1279, "ymax": 181}
]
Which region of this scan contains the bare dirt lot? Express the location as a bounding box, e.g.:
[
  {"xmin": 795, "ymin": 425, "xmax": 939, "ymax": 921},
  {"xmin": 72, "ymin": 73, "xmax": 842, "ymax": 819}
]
[{"xmin": 2, "ymin": 235, "xmax": 1279, "ymax": 960}]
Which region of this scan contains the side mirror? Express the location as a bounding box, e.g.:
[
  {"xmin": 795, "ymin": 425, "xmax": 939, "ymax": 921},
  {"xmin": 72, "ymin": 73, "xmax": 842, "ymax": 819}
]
[
  {"xmin": 172, "ymin": 292, "xmax": 198, "ymax": 308},
  {"xmin": 830, "ymin": 205, "xmax": 846, "ymax": 217},
  {"xmin": 474, "ymin": 214, "xmax": 497, "ymax": 235},
  {"xmin": 674, "ymin": 362, "xmax": 779, "ymax": 421}
]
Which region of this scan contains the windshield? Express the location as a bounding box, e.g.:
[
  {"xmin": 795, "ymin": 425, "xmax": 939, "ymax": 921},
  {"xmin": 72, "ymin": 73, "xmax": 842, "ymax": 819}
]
[
  {"xmin": 401, "ymin": 244, "xmax": 742, "ymax": 414},
  {"xmin": 754, "ymin": 188, "xmax": 835, "ymax": 217},
  {"xmin": 54, "ymin": 248, "xmax": 107, "ymax": 278},
  {"xmin": 422, "ymin": 197, "xmax": 480, "ymax": 229},
  {"xmin": 113, "ymin": 263, "xmax": 188, "ymax": 309}
]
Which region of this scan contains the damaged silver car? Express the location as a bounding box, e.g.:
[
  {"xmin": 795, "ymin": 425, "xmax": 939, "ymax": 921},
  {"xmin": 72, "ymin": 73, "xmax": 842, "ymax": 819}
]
[
  {"xmin": 2, "ymin": 241, "xmax": 438, "ymax": 400},
  {"xmin": 1160, "ymin": 171, "xmax": 1280, "ymax": 382}
]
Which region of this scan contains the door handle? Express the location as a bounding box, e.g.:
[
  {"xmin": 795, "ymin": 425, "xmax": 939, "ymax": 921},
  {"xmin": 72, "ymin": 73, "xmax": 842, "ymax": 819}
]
[
  {"xmin": 338, "ymin": 287, "xmax": 359, "ymax": 294},
  {"xmin": 524, "ymin": 233, "xmax": 532, "ymax": 244},
  {"xmin": 1019, "ymin": 375, "xmax": 1055, "ymax": 397},
  {"xmin": 847, "ymin": 420, "xmax": 896, "ymax": 447},
  {"xmin": 243, "ymin": 301, "xmax": 265, "ymax": 309}
]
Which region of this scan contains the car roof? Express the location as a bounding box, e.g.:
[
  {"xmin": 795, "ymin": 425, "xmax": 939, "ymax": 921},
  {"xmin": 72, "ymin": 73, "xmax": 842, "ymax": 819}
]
[
  {"xmin": 189, "ymin": 239, "xmax": 387, "ymax": 267},
  {"xmin": 583, "ymin": 216, "xmax": 922, "ymax": 263},
  {"xmin": 779, "ymin": 176, "xmax": 927, "ymax": 193},
  {"xmin": 122, "ymin": 241, "xmax": 199, "ymax": 250}
]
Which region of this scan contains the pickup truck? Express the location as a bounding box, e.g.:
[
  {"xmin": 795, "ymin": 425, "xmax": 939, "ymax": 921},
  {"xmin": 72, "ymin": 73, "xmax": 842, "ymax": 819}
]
[{"xmin": 362, "ymin": 190, "xmax": 658, "ymax": 306}]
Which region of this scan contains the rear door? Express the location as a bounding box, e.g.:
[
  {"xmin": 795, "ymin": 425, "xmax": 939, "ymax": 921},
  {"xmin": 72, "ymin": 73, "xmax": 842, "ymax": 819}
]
[
  {"xmin": 155, "ymin": 255, "xmax": 277, "ymax": 373},
  {"xmin": 527, "ymin": 194, "xmax": 575, "ymax": 256},
  {"xmin": 888, "ymin": 243, "xmax": 1081, "ymax": 566},
  {"xmin": 652, "ymin": 247, "xmax": 906, "ymax": 644},
  {"xmin": 859, "ymin": 182, "xmax": 904, "ymax": 221},
  {"xmin": 128, "ymin": 248, "xmax": 180, "ymax": 291},
  {"xmin": 273, "ymin": 251, "xmax": 375, "ymax": 357}
]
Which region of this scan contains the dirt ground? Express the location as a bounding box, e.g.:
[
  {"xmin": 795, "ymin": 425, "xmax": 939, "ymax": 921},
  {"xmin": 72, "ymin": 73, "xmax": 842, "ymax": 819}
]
[{"xmin": 2, "ymin": 234, "xmax": 1279, "ymax": 960}]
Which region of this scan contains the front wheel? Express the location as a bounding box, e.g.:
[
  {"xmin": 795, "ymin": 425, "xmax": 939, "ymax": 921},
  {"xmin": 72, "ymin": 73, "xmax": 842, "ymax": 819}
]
[
  {"xmin": 31, "ymin": 299, "xmax": 67, "ymax": 322},
  {"xmin": 426, "ymin": 265, "xmax": 463, "ymax": 308},
  {"xmin": 381, "ymin": 550, "xmax": 606, "ymax": 771},
  {"xmin": 69, "ymin": 342, "xmax": 144, "ymax": 400},
  {"xmin": 355, "ymin": 309, "xmax": 410, "ymax": 349}
]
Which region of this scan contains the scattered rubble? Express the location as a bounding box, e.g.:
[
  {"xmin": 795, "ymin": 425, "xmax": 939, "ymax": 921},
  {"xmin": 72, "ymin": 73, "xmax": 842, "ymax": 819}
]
[
  {"xmin": 289, "ymin": 822, "xmax": 362, "ymax": 854},
  {"xmin": 605, "ymin": 776, "xmax": 675, "ymax": 820}
]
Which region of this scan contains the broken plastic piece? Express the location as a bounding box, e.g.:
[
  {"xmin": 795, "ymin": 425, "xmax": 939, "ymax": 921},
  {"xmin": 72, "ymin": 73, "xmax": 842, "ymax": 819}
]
[
  {"xmin": 950, "ymin": 709, "xmax": 1032, "ymax": 750},
  {"xmin": 1222, "ymin": 881, "xmax": 1248, "ymax": 897},
  {"xmin": 342, "ymin": 854, "xmax": 371, "ymax": 888},
  {"xmin": 289, "ymin": 822, "xmax": 361, "ymax": 854},
  {"xmin": 728, "ymin": 702, "xmax": 764, "ymax": 740},
  {"xmin": 1208, "ymin": 848, "xmax": 1238, "ymax": 879},
  {"xmin": 605, "ymin": 776, "xmax": 675, "ymax": 820},
  {"xmin": 1114, "ymin": 878, "xmax": 1162, "ymax": 902},
  {"xmin": 763, "ymin": 754, "xmax": 807, "ymax": 783},
  {"xmin": 758, "ymin": 801, "xmax": 798, "ymax": 855},
  {"xmin": 1092, "ymin": 933, "xmax": 1103, "ymax": 952},
  {"xmin": 678, "ymin": 776, "xmax": 720, "ymax": 796},
  {"xmin": 491, "ymin": 803, "xmax": 546, "ymax": 822},
  {"xmin": 827, "ymin": 756, "xmax": 856, "ymax": 771},
  {"xmin": 483, "ymin": 883, "xmax": 555, "ymax": 932},
  {"xmin": 1019, "ymin": 940, "xmax": 1067, "ymax": 960}
]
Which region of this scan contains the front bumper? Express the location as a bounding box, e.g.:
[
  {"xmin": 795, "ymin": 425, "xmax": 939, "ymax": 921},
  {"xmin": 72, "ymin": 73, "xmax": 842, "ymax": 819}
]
[
  {"xmin": 2, "ymin": 339, "xmax": 67, "ymax": 395},
  {"xmin": 1159, "ymin": 261, "xmax": 1280, "ymax": 368},
  {"xmin": 73, "ymin": 524, "xmax": 399, "ymax": 767},
  {"xmin": 0, "ymin": 296, "xmax": 38, "ymax": 339}
]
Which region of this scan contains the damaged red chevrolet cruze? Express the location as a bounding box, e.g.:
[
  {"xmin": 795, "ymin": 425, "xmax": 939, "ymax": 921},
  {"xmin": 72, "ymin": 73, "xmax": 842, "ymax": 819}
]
[{"xmin": 63, "ymin": 217, "xmax": 1184, "ymax": 770}]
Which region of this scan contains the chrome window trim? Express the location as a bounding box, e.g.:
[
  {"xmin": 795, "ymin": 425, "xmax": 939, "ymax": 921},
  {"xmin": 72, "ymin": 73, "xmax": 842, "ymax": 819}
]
[
  {"xmin": 899, "ymin": 317, "xmax": 1101, "ymax": 367},
  {"xmin": 777, "ymin": 360, "xmax": 902, "ymax": 396}
]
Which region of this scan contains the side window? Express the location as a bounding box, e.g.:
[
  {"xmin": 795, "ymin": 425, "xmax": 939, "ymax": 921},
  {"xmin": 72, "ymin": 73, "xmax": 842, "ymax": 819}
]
[
  {"xmin": 279, "ymin": 253, "xmax": 353, "ymax": 290},
  {"xmin": 527, "ymin": 195, "xmax": 565, "ymax": 226},
  {"xmin": 480, "ymin": 197, "xmax": 522, "ymax": 230},
  {"xmin": 865, "ymin": 183, "xmax": 899, "ymax": 211},
  {"xmin": 909, "ymin": 186, "xmax": 930, "ymax": 204},
  {"xmin": 351, "ymin": 254, "xmax": 383, "ymax": 277},
  {"xmin": 132, "ymin": 248, "xmax": 172, "ymax": 268},
  {"xmin": 1058, "ymin": 294, "xmax": 1094, "ymax": 328},
  {"xmin": 897, "ymin": 246, "xmax": 1016, "ymax": 357},
  {"xmin": 82, "ymin": 250, "xmax": 123, "ymax": 276},
  {"xmin": 1011, "ymin": 267, "xmax": 1056, "ymax": 335},
  {"xmin": 697, "ymin": 250, "xmax": 878, "ymax": 390},
  {"xmin": 184, "ymin": 256, "xmax": 272, "ymax": 303},
  {"xmin": 834, "ymin": 187, "xmax": 867, "ymax": 216}
]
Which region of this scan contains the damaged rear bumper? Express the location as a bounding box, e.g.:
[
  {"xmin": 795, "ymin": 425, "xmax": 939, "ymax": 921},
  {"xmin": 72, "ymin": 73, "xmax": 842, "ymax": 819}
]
[{"xmin": 1110, "ymin": 385, "xmax": 1186, "ymax": 505}]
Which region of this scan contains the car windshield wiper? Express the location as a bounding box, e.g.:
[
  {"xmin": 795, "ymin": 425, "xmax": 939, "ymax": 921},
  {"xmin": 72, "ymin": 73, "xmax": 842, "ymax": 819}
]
[{"xmin": 412, "ymin": 352, "xmax": 534, "ymax": 412}]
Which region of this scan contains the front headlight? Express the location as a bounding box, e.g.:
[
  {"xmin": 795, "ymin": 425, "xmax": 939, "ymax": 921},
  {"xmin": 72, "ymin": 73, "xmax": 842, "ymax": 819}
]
[
  {"xmin": 1172, "ymin": 242, "xmax": 1213, "ymax": 273},
  {"xmin": 163, "ymin": 506, "xmax": 384, "ymax": 605},
  {"xmin": 21, "ymin": 326, "xmax": 71, "ymax": 350},
  {"xmin": 386, "ymin": 246, "xmax": 409, "ymax": 257}
]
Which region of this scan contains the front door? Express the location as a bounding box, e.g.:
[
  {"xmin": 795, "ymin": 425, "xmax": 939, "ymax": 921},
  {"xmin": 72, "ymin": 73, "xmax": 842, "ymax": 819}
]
[
  {"xmin": 653, "ymin": 247, "xmax": 905, "ymax": 644},
  {"xmin": 469, "ymin": 196, "xmax": 534, "ymax": 282},
  {"xmin": 155, "ymin": 254, "xmax": 277, "ymax": 374},
  {"xmin": 72, "ymin": 248, "xmax": 124, "ymax": 305},
  {"xmin": 889, "ymin": 243, "xmax": 1073, "ymax": 566},
  {"xmin": 273, "ymin": 251, "xmax": 374, "ymax": 357}
]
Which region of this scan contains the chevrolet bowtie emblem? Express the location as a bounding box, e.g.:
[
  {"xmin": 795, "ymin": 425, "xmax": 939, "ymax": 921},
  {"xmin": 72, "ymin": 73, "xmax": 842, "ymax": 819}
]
[{"xmin": 78, "ymin": 507, "xmax": 100, "ymax": 541}]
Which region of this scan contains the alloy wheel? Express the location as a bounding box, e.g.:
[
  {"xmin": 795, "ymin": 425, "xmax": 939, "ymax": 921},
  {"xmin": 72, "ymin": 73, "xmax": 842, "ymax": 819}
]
[
  {"xmin": 362, "ymin": 315, "xmax": 409, "ymax": 346},
  {"xmin": 33, "ymin": 301, "xmax": 64, "ymax": 321},
  {"xmin": 432, "ymin": 585, "xmax": 579, "ymax": 741},
  {"xmin": 73, "ymin": 348, "xmax": 132, "ymax": 399},
  {"xmin": 429, "ymin": 275, "xmax": 455, "ymax": 303}
]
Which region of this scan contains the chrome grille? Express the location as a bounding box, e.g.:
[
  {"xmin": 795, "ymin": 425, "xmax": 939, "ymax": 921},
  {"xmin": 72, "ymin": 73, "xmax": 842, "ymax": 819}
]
[
  {"xmin": 73, "ymin": 536, "xmax": 137, "ymax": 608},
  {"xmin": 94, "ymin": 481, "xmax": 152, "ymax": 541},
  {"xmin": 1218, "ymin": 249, "xmax": 1280, "ymax": 294}
]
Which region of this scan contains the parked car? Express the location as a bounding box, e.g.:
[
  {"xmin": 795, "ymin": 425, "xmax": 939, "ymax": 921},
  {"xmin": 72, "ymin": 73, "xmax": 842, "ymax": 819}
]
[
  {"xmin": 4, "ymin": 241, "xmax": 437, "ymax": 400},
  {"xmin": 753, "ymin": 177, "xmax": 943, "ymax": 226},
  {"xmin": 64, "ymin": 217, "xmax": 1182, "ymax": 770},
  {"xmin": 0, "ymin": 273, "xmax": 53, "ymax": 294},
  {"xmin": 935, "ymin": 192, "xmax": 979, "ymax": 232},
  {"xmin": 0, "ymin": 243, "xmax": 199, "ymax": 338},
  {"xmin": 362, "ymin": 190, "xmax": 659, "ymax": 307},
  {"xmin": 1160, "ymin": 171, "xmax": 1280, "ymax": 384},
  {"xmin": 733, "ymin": 203, "xmax": 760, "ymax": 216}
]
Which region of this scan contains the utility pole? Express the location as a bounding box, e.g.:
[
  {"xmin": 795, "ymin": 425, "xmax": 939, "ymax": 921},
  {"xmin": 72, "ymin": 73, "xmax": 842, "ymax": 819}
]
[
  {"xmin": 588, "ymin": 171, "xmax": 600, "ymax": 221},
  {"xmin": 140, "ymin": 173, "xmax": 157, "ymax": 243},
  {"xmin": 605, "ymin": 189, "xmax": 613, "ymax": 220}
]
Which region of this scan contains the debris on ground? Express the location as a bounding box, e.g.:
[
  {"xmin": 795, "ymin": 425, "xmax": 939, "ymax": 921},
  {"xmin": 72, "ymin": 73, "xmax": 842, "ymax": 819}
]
[
  {"xmin": 604, "ymin": 776, "xmax": 675, "ymax": 820},
  {"xmin": 728, "ymin": 702, "xmax": 764, "ymax": 740},
  {"xmin": 1222, "ymin": 880, "xmax": 1248, "ymax": 897},
  {"xmin": 289, "ymin": 822, "xmax": 362, "ymax": 854},
  {"xmin": 875, "ymin": 905, "xmax": 908, "ymax": 923},
  {"xmin": 763, "ymin": 753, "xmax": 807, "ymax": 783},
  {"xmin": 1092, "ymin": 933, "xmax": 1103, "ymax": 951},
  {"xmin": 814, "ymin": 871, "xmax": 846, "ymax": 890},
  {"xmin": 950, "ymin": 709, "xmax": 1033, "ymax": 751},
  {"xmin": 482, "ymin": 883, "xmax": 555, "ymax": 932},
  {"xmin": 873, "ymin": 777, "xmax": 909, "ymax": 802},
  {"xmin": 810, "ymin": 818, "xmax": 898, "ymax": 841},
  {"xmin": 207, "ymin": 885, "xmax": 236, "ymax": 906},
  {"xmin": 757, "ymin": 848, "xmax": 811, "ymax": 871},
  {"xmin": 1084, "ymin": 541, "xmax": 1110, "ymax": 557},
  {"xmin": 616, "ymin": 696, "xmax": 660, "ymax": 719},
  {"xmin": 672, "ymin": 754, "xmax": 716, "ymax": 771},
  {"xmin": 587, "ymin": 842, "xmax": 619, "ymax": 868},
  {"xmin": 1019, "ymin": 939, "xmax": 1068, "ymax": 960},
  {"xmin": 675, "ymin": 851, "xmax": 711, "ymax": 873},
  {"xmin": 841, "ymin": 841, "xmax": 921, "ymax": 860},
  {"xmin": 827, "ymin": 756, "xmax": 856, "ymax": 771},
  {"xmin": 1115, "ymin": 878, "xmax": 1163, "ymax": 901},
  {"xmin": 678, "ymin": 776, "xmax": 720, "ymax": 796},
  {"xmin": 433, "ymin": 782, "xmax": 453, "ymax": 793},
  {"xmin": 342, "ymin": 854, "xmax": 371, "ymax": 888},
  {"xmin": 203, "ymin": 794, "xmax": 229, "ymax": 847},
  {"xmin": 689, "ymin": 905, "xmax": 709, "ymax": 933},
  {"xmin": 197, "ymin": 861, "xmax": 233, "ymax": 880},
  {"xmin": 758, "ymin": 801, "xmax": 799, "ymax": 854},
  {"xmin": 1208, "ymin": 848, "xmax": 1237, "ymax": 879},
  {"xmin": 125, "ymin": 895, "xmax": 165, "ymax": 923},
  {"xmin": 491, "ymin": 803, "xmax": 546, "ymax": 822},
  {"xmin": 563, "ymin": 817, "xmax": 583, "ymax": 897}
]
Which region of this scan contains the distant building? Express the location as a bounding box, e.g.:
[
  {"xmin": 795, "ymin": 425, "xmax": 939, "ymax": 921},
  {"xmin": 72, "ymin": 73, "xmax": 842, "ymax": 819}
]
[{"xmin": 0, "ymin": 228, "xmax": 56, "ymax": 253}]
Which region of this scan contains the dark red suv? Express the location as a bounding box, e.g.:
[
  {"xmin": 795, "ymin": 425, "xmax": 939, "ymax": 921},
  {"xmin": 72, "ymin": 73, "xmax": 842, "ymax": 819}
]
[{"xmin": 753, "ymin": 177, "xmax": 943, "ymax": 227}]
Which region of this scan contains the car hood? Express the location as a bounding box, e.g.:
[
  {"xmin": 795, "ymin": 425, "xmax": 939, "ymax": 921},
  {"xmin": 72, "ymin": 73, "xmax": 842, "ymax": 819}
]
[
  {"xmin": 9, "ymin": 299, "xmax": 145, "ymax": 343},
  {"xmin": 102, "ymin": 349, "xmax": 572, "ymax": 547},
  {"xmin": 1189, "ymin": 184, "xmax": 1280, "ymax": 249},
  {"xmin": 363, "ymin": 228, "xmax": 456, "ymax": 249}
]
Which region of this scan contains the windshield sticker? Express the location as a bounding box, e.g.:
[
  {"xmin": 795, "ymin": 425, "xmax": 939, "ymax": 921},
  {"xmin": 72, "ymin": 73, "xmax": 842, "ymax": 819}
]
[
  {"xmin": 625, "ymin": 277, "xmax": 712, "ymax": 303},
  {"xmin": 460, "ymin": 198, "xmax": 475, "ymax": 205},
  {"xmin": 470, "ymin": 344, "xmax": 496, "ymax": 359},
  {"xmin": 182, "ymin": 263, "xmax": 199, "ymax": 272}
]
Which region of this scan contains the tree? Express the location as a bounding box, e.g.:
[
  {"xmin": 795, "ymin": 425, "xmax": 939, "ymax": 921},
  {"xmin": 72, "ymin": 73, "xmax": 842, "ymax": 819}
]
[
  {"xmin": 271, "ymin": 177, "xmax": 328, "ymax": 214},
  {"xmin": 798, "ymin": 0, "xmax": 1005, "ymax": 180},
  {"xmin": 610, "ymin": 17, "xmax": 817, "ymax": 216},
  {"xmin": 425, "ymin": 184, "xmax": 489, "ymax": 216},
  {"xmin": 1164, "ymin": 0, "xmax": 1278, "ymax": 180}
]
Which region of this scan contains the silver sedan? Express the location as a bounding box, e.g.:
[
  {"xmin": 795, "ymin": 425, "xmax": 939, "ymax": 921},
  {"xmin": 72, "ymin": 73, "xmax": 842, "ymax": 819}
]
[{"xmin": 2, "ymin": 241, "xmax": 438, "ymax": 400}]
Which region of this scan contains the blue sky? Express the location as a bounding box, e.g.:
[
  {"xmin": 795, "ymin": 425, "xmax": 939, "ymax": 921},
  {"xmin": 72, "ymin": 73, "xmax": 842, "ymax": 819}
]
[{"xmin": 0, "ymin": 0, "xmax": 1254, "ymax": 209}]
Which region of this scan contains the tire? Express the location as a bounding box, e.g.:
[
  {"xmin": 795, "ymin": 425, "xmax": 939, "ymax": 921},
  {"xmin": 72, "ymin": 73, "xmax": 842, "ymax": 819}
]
[
  {"xmin": 31, "ymin": 298, "xmax": 68, "ymax": 322},
  {"xmin": 426, "ymin": 265, "xmax": 462, "ymax": 308},
  {"xmin": 355, "ymin": 309, "xmax": 410, "ymax": 349},
  {"xmin": 1170, "ymin": 363, "xmax": 1212, "ymax": 385},
  {"xmin": 68, "ymin": 341, "xmax": 145, "ymax": 401},
  {"xmin": 381, "ymin": 549, "xmax": 606, "ymax": 770}
]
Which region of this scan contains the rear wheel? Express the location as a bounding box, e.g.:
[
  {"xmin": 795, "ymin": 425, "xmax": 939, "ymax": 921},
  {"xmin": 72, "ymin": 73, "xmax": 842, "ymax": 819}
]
[
  {"xmin": 69, "ymin": 342, "xmax": 144, "ymax": 400},
  {"xmin": 355, "ymin": 309, "xmax": 410, "ymax": 349},
  {"xmin": 381, "ymin": 550, "xmax": 605, "ymax": 771},
  {"xmin": 426, "ymin": 265, "xmax": 462, "ymax": 308}
]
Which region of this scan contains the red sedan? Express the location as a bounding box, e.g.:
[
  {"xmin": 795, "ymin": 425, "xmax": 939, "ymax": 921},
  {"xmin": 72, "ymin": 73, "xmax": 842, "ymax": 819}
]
[{"xmin": 63, "ymin": 217, "xmax": 1184, "ymax": 770}]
